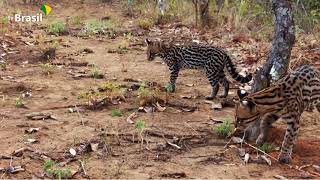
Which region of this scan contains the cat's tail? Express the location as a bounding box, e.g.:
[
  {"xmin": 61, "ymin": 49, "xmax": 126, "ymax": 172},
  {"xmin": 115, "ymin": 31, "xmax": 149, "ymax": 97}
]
[{"xmin": 225, "ymin": 55, "xmax": 252, "ymax": 83}]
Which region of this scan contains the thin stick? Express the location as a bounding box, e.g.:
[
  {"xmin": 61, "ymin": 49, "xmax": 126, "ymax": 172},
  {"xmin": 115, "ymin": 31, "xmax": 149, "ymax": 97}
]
[
  {"xmin": 244, "ymin": 141, "xmax": 320, "ymax": 177},
  {"xmin": 75, "ymin": 105, "xmax": 85, "ymax": 126},
  {"xmin": 79, "ymin": 160, "xmax": 87, "ymax": 175},
  {"xmin": 184, "ymin": 122, "xmax": 201, "ymax": 137},
  {"xmin": 243, "ymin": 141, "xmax": 278, "ymax": 162}
]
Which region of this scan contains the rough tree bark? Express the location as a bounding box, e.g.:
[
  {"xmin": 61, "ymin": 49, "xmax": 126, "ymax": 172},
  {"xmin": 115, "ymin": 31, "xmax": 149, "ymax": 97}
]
[
  {"xmin": 192, "ymin": 0, "xmax": 199, "ymax": 27},
  {"xmin": 157, "ymin": 0, "xmax": 166, "ymax": 16},
  {"xmin": 127, "ymin": 0, "xmax": 134, "ymax": 16},
  {"xmin": 247, "ymin": 0, "xmax": 295, "ymax": 140},
  {"xmin": 216, "ymin": 0, "xmax": 224, "ymax": 13},
  {"xmin": 252, "ymin": 0, "xmax": 295, "ymax": 93},
  {"xmin": 199, "ymin": 0, "xmax": 209, "ymax": 27}
]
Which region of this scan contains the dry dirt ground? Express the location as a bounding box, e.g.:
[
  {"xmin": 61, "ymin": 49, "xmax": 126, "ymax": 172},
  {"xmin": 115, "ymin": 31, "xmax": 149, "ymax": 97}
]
[{"xmin": 0, "ymin": 0, "xmax": 320, "ymax": 179}]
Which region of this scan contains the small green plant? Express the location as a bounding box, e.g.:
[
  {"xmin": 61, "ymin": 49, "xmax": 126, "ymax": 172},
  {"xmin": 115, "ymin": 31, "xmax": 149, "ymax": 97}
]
[
  {"xmin": 258, "ymin": 143, "xmax": 274, "ymax": 153},
  {"xmin": 135, "ymin": 120, "xmax": 145, "ymax": 130},
  {"xmin": 0, "ymin": 62, "xmax": 7, "ymax": 70},
  {"xmin": 40, "ymin": 63, "xmax": 55, "ymax": 75},
  {"xmin": 43, "ymin": 160, "xmax": 73, "ymax": 180},
  {"xmin": 15, "ymin": 98, "xmax": 25, "ymax": 108},
  {"xmin": 82, "ymin": 19, "xmax": 115, "ymax": 36},
  {"xmin": 47, "ymin": 21, "xmax": 65, "ymax": 35},
  {"xmin": 136, "ymin": 18, "xmax": 154, "ymax": 30},
  {"xmin": 165, "ymin": 84, "xmax": 174, "ymax": 93},
  {"xmin": 98, "ymin": 82, "xmax": 123, "ymax": 98},
  {"xmin": 118, "ymin": 32, "xmax": 132, "ymax": 51},
  {"xmin": 135, "ymin": 120, "xmax": 146, "ymax": 147},
  {"xmin": 90, "ymin": 66, "xmax": 104, "ymax": 79},
  {"xmin": 111, "ymin": 109, "xmax": 122, "ymax": 117},
  {"xmin": 137, "ymin": 83, "xmax": 162, "ymax": 106},
  {"xmin": 78, "ymin": 91, "xmax": 103, "ymax": 106},
  {"xmin": 70, "ymin": 16, "xmax": 82, "ymax": 26},
  {"xmin": 0, "ymin": 16, "xmax": 9, "ymax": 25},
  {"xmin": 216, "ymin": 119, "xmax": 232, "ymax": 138}
]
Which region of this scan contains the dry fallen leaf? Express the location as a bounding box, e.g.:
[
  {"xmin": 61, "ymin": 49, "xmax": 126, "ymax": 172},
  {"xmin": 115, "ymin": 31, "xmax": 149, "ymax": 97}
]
[
  {"xmin": 313, "ymin": 165, "xmax": 320, "ymax": 172},
  {"xmin": 25, "ymin": 139, "xmax": 38, "ymax": 144},
  {"xmin": 180, "ymin": 95, "xmax": 192, "ymax": 99},
  {"xmin": 90, "ymin": 143, "xmax": 99, "ymax": 152},
  {"xmin": 127, "ymin": 112, "xmax": 137, "ymax": 124},
  {"xmin": 238, "ymin": 148, "xmax": 246, "ymax": 157},
  {"xmin": 185, "ymin": 84, "xmax": 195, "ymax": 87},
  {"xmin": 273, "ymin": 175, "xmax": 287, "ymax": 180},
  {"xmin": 244, "ymin": 153, "xmax": 250, "ymax": 164},
  {"xmin": 260, "ymin": 155, "xmax": 272, "ymax": 166},
  {"xmin": 156, "ymin": 102, "xmax": 166, "ymax": 112},
  {"xmin": 211, "ymin": 102, "xmax": 222, "ymax": 110},
  {"xmin": 231, "ymin": 136, "xmax": 243, "ymax": 144},
  {"xmin": 24, "ymin": 127, "xmax": 40, "ymax": 134}
]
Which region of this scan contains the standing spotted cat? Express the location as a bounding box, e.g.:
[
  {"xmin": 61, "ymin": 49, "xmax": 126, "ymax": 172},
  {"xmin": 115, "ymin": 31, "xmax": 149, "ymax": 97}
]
[
  {"xmin": 145, "ymin": 39, "xmax": 252, "ymax": 99},
  {"xmin": 235, "ymin": 65, "xmax": 320, "ymax": 164}
]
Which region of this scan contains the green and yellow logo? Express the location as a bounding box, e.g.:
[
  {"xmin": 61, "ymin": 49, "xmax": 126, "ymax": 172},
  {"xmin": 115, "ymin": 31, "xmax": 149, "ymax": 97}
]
[
  {"xmin": 7, "ymin": 4, "xmax": 52, "ymax": 23},
  {"xmin": 40, "ymin": 4, "xmax": 52, "ymax": 16}
]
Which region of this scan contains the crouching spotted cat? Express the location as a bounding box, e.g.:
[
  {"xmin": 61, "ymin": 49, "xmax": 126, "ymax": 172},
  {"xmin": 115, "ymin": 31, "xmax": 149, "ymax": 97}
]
[
  {"xmin": 145, "ymin": 39, "xmax": 252, "ymax": 99},
  {"xmin": 234, "ymin": 65, "xmax": 320, "ymax": 163}
]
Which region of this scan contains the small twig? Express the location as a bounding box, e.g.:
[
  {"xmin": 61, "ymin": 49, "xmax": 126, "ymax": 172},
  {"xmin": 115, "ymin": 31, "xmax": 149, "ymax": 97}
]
[
  {"xmin": 166, "ymin": 141, "xmax": 181, "ymax": 149},
  {"xmin": 243, "ymin": 141, "xmax": 278, "ymax": 162},
  {"xmin": 79, "ymin": 160, "xmax": 87, "ymax": 175},
  {"xmin": 75, "ymin": 105, "xmax": 85, "ymax": 126},
  {"xmin": 299, "ymin": 164, "xmax": 312, "ymax": 171},
  {"xmin": 184, "ymin": 122, "xmax": 201, "ymax": 137}
]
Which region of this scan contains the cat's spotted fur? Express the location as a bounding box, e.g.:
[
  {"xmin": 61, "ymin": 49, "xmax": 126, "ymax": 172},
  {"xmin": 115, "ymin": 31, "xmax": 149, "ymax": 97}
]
[
  {"xmin": 235, "ymin": 65, "xmax": 320, "ymax": 163},
  {"xmin": 145, "ymin": 39, "xmax": 252, "ymax": 99}
]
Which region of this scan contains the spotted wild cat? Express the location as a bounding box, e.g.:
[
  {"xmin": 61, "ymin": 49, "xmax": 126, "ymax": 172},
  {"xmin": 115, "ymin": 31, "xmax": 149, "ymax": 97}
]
[
  {"xmin": 234, "ymin": 65, "xmax": 320, "ymax": 164},
  {"xmin": 145, "ymin": 39, "xmax": 252, "ymax": 99}
]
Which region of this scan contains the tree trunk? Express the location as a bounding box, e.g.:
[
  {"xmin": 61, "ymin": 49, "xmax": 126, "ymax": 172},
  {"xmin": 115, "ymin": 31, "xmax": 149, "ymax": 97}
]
[
  {"xmin": 252, "ymin": 0, "xmax": 295, "ymax": 93},
  {"xmin": 216, "ymin": 0, "xmax": 224, "ymax": 13},
  {"xmin": 158, "ymin": 0, "xmax": 166, "ymax": 16},
  {"xmin": 127, "ymin": 0, "xmax": 134, "ymax": 16},
  {"xmin": 192, "ymin": 0, "xmax": 199, "ymax": 27},
  {"xmin": 199, "ymin": 0, "xmax": 209, "ymax": 27},
  {"xmin": 247, "ymin": 0, "xmax": 295, "ymax": 140}
]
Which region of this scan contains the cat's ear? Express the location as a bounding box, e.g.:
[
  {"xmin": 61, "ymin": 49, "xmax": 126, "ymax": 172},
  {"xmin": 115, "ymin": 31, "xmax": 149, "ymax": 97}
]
[
  {"xmin": 237, "ymin": 89, "xmax": 248, "ymax": 99},
  {"xmin": 241, "ymin": 100, "xmax": 256, "ymax": 112},
  {"xmin": 145, "ymin": 38, "xmax": 152, "ymax": 45}
]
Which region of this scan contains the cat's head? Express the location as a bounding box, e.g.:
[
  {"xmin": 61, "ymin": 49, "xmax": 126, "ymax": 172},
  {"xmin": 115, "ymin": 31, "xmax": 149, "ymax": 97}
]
[{"xmin": 145, "ymin": 38, "xmax": 164, "ymax": 61}]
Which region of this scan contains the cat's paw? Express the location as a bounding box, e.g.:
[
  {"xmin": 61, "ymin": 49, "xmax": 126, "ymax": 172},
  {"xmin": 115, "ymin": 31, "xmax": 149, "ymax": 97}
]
[
  {"xmin": 205, "ymin": 96, "xmax": 214, "ymax": 100},
  {"xmin": 278, "ymin": 153, "xmax": 292, "ymax": 164},
  {"xmin": 255, "ymin": 134, "xmax": 266, "ymax": 146}
]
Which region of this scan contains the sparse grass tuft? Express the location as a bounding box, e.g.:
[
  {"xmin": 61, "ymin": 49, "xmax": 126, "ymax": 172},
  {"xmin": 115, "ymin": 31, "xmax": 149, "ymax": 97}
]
[
  {"xmin": 78, "ymin": 91, "xmax": 103, "ymax": 106},
  {"xmin": 118, "ymin": 32, "xmax": 132, "ymax": 51},
  {"xmin": 0, "ymin": 16, "xmax": 9, "ymax": 34},
  {"xmin": 69, "ymin": 16, "xmax": 82, "ymax": 27},
  {"xmin": 90, "ymin": 66, "xmax": 104, "ymax": 79},
  {"xmin": 47, "ymin": 21, "xmax": 65, "ymax": 35},
  {"xmin": 136, "ymin": 18, "xmax": 154, "ymax": 30},
  {"xmin": 43, "ymin": 160, "xmax": 73, "ymax": 180},
  {"xmin": 135, "ymin": 120, "xmax": 145, "ymax": 131},
  {"xmin": 137, "ymin": 83, "xmax": 162, "ymax": 106},
  {"xmin": 15, "ymin": 98, "xmax": 25, "ymax": 108},
  {"xmin": 258, "ymin": 143, "xmax": 274, "ymax": 153},
  {"xmin": 0, "ymin": 16, "xmax": 9, "ymax": 25},
  {"xmin": 0, "ymin": 62, "xmax": 7, "ymax": 70},
  {"xmin": 82, "ymin": 19, "xmax": 116, "ymax": 36},
  {"xmin": 111, "ymin": 109, "xmax": 122, "ymax": 117},
  {"xmin": 216, "ymin": 119, "xmax": 232, "ymax": 138},
  {"xmin": 165, "ymin": 84, "xmax": 174, "ymax": 93},
  {"xmin": 40, "ymin": 63, "xmax": 55, "ymax": 75}
]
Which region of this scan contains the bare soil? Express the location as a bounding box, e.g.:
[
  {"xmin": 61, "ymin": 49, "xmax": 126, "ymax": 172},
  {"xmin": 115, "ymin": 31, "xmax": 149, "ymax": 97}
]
[{"xmin": 0, "ymin": 0, "xmax": 319, "ymax": 179}]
